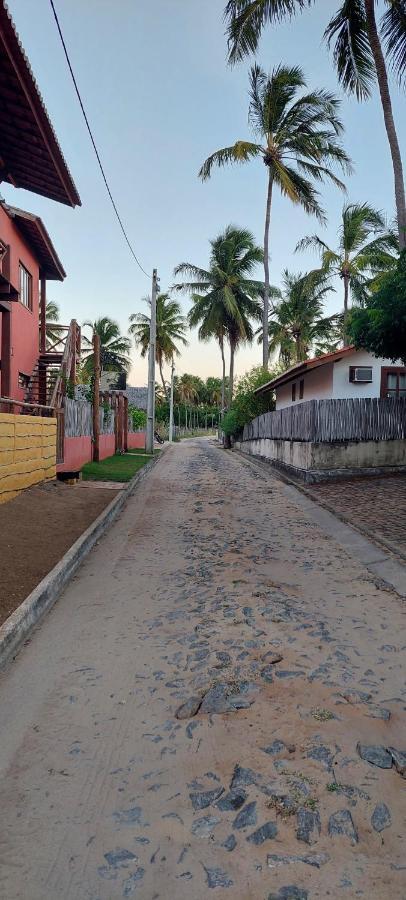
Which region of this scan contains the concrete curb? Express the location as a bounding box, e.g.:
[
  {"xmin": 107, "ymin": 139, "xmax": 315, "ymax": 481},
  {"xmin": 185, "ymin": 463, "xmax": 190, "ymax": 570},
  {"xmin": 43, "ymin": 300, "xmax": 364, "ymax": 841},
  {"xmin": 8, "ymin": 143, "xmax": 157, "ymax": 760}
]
[{"xmin": 0, "ymin": 450, "xmax": 166, "ymax": 670}]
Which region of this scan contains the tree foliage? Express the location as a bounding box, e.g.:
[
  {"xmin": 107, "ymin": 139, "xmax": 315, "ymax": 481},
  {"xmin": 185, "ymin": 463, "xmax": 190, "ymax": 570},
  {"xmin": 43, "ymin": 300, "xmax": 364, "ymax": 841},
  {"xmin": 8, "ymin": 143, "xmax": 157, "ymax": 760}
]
[
  {"xmin": 222, "ymin": 365, "xmax": 277, "ymax": 436},
  {"xmin": 347, "ymin": 250, "xmax": 406, "ymax": 364},
  {"xmin": 174, "ymin": 226, "xmax": 263, "ymax": 402},
  {"xmin": 82, "ymin": 317, "xmax": 131, "ymax": 376},
  {"xmin": 129, "ymin": 294, "xmax": 188, "ymax": 398},
  {"xmin": 259, "ymin": 269, "xmax": 340, "ymax": 367}
]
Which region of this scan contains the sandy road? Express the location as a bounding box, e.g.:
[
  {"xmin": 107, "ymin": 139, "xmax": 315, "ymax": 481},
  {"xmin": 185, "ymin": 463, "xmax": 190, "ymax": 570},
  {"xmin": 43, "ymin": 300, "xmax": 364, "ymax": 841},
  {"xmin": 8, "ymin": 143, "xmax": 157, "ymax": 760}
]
[{"xmin": 0, "ymin": 439, "xmax": 405, "ymax": 900}]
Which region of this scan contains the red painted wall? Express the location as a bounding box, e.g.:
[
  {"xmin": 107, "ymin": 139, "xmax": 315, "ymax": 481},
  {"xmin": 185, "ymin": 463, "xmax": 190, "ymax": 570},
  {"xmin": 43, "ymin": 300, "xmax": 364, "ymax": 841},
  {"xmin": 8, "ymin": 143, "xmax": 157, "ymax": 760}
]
[
  {"xmin": 57, "ymin": 431, "xmax": 147, "ymax": 474},
  {"xmin": 57, "ymin": 436, "xmax": 92, "ymax": 473},
  {"xmin": 128, "ymin": 431, "xmax": 145, "ymax": 450},
  {"xmin": 0, "ymin": 206, "xmax": 40, "ymax": 401},
  {"xmin": 99, "ymin": 434, "xmax": 116, "ymax": 460}
]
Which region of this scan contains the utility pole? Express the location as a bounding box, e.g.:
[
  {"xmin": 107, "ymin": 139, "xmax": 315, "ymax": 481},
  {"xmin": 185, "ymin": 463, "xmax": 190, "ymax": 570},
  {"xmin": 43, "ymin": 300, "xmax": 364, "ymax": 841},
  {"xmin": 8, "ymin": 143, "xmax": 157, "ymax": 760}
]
[
  {"xmin": 92, "ymin": 332, "xmax": 100, "ymax": 462},
  {"xmin": 169, "ymin": 357, "xmax": 175, "ymax": 442},
  {"xmin": 146, "ymin": 268, "xmax": 158, "ymax": 454}
]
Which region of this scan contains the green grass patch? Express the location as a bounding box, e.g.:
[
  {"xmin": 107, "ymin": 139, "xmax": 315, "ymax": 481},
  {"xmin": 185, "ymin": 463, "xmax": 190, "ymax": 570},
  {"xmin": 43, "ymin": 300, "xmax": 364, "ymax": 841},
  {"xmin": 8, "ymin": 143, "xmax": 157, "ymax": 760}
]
[{"xmin": 82, "ymin": 452, "xmax": 157, "ymax": 483}]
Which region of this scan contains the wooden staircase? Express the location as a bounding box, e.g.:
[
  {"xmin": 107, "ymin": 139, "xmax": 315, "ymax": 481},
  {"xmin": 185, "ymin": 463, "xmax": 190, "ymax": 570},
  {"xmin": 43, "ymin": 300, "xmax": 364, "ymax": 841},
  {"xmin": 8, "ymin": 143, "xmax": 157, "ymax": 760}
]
[{"xmin": 25, "ymin": 320, "xmax": 81, "ymax": 407}]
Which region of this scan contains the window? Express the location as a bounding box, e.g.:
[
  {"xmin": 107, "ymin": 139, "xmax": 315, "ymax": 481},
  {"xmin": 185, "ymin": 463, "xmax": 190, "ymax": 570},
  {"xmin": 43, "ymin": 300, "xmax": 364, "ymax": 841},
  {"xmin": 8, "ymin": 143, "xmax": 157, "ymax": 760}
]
[
  {"xmin": 19, "ymin": 263, "xmax": 32, "ymax": 309},
  {"xmin": 299, "ymin": 378, "xmax": 304, "ymax": 400},
  {"xmin": 18, "ymin": 372, "xmax": 30, "ymax": 389},
  {"xmin": 381, "ymin": 367, "xmax": 406, "ymax": 398},
  {"xmin": 291, "ymin": 382, "xmax": 296, "ymax": 402}
]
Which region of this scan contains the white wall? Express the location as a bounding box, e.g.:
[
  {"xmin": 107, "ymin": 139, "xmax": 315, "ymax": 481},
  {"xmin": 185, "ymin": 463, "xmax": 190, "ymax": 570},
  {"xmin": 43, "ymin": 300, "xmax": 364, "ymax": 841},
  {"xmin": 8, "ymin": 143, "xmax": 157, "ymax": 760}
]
[
  {"xmin": 276, "ymin": 363, "xmax": 334, "ymax": 409},
  {"xmin": 275, "ymin": 350, "xmax": 404, "ymax": 409},
  {"xmin": 332, "ymin": 350, "xmax": 403, "ymax": 400}
]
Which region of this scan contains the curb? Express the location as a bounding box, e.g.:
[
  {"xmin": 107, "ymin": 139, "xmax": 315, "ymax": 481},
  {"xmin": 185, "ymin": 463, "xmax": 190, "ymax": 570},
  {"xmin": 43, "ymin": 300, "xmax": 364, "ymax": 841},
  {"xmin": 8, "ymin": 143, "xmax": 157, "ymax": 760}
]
[{"xmin": 0, "ymin": 449, "xmax": 166, "ymax": 670}]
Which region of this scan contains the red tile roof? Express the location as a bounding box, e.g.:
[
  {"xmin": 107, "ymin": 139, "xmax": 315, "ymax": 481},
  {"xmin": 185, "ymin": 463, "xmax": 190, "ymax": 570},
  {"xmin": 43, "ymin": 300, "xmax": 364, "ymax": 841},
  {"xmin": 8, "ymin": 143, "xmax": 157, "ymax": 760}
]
[
  {"xmin": 5, "ymin": 203, "xmax": 65, "ymax": 280},
  {"xmin": 255, "ymin": 346, "xmax": 356, "ymax": 395}
]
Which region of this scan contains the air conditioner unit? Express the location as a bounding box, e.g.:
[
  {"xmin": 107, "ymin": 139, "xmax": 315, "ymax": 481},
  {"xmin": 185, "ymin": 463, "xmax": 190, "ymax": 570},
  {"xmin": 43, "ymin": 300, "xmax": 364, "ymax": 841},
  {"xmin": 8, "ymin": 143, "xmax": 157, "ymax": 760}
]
[{"xmin": 349, "ymin": 366, "xmax": 373, "ymax": 383}]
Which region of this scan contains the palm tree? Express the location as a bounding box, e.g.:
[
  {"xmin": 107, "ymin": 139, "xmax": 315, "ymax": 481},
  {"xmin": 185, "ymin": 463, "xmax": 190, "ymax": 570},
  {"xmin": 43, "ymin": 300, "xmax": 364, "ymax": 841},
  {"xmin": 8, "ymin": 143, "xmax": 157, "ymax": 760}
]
[
  {"xmin": 199, "ymin": 65, "xmax": 350, "ymax": 365},
  {"xmin": 39, "ymin": 299, "xmax": 65, "ymax": 349},
  {"xmin": 261, "ymin": 269, "xmax": 339, "ymax": 367},
  {"xmin": 173, "ymin": 225, "xmax": 263, "ymax": 404},
  {"xmin": 224, "ymin": 0, "xmax": 406, "ymax": 250},
  {"xmin": 176, "ymin": 374, "xmax": 198, "ymax": 429},
  {"xmin": 296, "ymin": 202, "xmax": 399, "ymax": 338},
  {"xmin": 82, "ymin": 317, "xmax": 131, "ymax": 376},
  {"xmin": 129, "ymin": 294, "xmax": 188, "ymax": 399}
]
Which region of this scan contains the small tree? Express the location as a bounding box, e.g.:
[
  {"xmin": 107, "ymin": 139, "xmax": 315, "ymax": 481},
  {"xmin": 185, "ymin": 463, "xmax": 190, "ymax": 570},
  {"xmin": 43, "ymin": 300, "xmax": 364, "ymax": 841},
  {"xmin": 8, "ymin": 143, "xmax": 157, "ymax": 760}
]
[
  {"xmin": 128, "ymin": 406, "xmax": 147, "ymax": 430},
  {"xmin": 347, "ymin": 250, "xmax": 406, "ymax": 364},
  {"xmin": 222, "ymin": 365, "xmax": 278, "ymax": 439}
]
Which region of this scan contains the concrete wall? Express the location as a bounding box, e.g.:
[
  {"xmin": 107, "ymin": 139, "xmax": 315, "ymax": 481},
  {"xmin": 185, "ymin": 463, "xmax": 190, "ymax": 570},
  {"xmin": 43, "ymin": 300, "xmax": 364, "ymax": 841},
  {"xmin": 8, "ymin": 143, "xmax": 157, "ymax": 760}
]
[
  {"xmin": 0, "ymin": 412, "xmax": 56, "ymax": 503},
  {"xmin": 0, "ymin": 206, "xmax": 40, "ymax": 401},
  {"xmin": 235, "ymin": 436, "xmax": 406, "ymax": 482}
]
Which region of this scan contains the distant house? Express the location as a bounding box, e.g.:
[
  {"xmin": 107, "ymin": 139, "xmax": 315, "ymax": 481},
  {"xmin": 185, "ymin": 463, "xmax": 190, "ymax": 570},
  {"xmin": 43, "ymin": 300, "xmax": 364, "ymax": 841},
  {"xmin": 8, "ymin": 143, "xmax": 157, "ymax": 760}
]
[
  {"xmin": 126, "ymin": 386, "xmax": 148, "ymax": 411},
  {"xmin": 256, "ymin": 347, "xmax": 406, "ymax": 410}
]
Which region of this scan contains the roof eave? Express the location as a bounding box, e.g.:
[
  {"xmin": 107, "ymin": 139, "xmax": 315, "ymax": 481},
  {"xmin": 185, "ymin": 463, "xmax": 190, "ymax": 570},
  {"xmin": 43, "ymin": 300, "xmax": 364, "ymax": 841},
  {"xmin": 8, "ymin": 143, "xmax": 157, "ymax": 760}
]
[{"xmin": 0, "ymin": 2, "xmax": 81, "ymax": 207}]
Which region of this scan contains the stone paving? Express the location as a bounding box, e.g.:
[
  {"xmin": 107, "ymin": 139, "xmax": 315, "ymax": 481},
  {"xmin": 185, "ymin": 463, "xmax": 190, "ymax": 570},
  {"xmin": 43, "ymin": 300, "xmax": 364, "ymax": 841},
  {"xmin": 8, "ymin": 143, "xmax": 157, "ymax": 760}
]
[
  {"xmin": 307, "ymin": 474, "xmax": 406, "ymax": 559},
  {"xmin": 0, "ymin": 439, "xmax": 405, "ymax": 899}
]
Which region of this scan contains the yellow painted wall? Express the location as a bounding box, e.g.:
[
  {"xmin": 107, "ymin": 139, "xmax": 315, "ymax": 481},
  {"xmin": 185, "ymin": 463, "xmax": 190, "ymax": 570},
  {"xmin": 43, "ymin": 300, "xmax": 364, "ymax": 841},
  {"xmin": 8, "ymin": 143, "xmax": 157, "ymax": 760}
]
[{"xmin": 0, "ymin": 413, "xmax": 57, "ymax": 504}]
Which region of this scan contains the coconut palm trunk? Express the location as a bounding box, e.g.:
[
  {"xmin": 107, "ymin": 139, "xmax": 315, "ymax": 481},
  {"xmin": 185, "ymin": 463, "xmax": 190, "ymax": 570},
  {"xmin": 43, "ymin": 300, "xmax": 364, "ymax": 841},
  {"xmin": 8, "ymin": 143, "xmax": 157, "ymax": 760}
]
[
  {"xmin": 343, "ymin": 269, "xmax": 350, "ymax": 342},
  {"xmin": 364, "ymin": 0, "xmax": 406, "ymax": 251},
  {"xmin": 263, "ymin": 171, "xmax": 273, "ymax": 366},
  {"xmin": 228, "ymin": 338, "xmax": 236, "ymax": 405},
  {"xmin": 219, "ymin": 332, "xmax": 226, "ymax": 416}
]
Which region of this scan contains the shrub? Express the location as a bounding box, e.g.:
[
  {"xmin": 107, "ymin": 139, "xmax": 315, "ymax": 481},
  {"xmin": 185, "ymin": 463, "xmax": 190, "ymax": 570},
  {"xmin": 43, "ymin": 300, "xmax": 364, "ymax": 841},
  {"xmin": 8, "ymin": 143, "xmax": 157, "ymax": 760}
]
[
  {"xmin": 129, "ymin": 406, "xmax": 147, "ymax": 430},
  {"xmin": 222, "ymin": 365, "xmax": 278, "ymax": 438}
]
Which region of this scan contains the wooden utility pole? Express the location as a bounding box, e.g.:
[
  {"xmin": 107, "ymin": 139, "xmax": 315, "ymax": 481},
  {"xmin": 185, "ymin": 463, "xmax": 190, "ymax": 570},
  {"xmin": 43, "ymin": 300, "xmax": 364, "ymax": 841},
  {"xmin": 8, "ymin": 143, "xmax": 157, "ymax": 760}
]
[
  {"xmin": 169, "ymin": 357, "xmax": 174, "ymax": 443},
  {"xmin": 92, "ymin": 332, "xmax": 100, "ymax": 462},
  {"xmin": 146, "ymin": 268, "xmax": 158, "ymax": 454},
  {"xmin": 123, "ymin": 395, "xmax": 128, "ymax": 452}
]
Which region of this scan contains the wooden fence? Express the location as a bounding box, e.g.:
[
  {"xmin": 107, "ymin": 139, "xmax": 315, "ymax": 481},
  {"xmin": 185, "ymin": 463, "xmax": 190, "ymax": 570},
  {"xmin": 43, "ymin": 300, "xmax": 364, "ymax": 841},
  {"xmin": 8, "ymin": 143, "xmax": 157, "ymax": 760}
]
[
  {"xmin": 242, "ymin": 398, "xmax": 406, "ymax": 444},
  {"xmin": 64, "ymin": 397, "xmax": 142, "ymax": 438}
]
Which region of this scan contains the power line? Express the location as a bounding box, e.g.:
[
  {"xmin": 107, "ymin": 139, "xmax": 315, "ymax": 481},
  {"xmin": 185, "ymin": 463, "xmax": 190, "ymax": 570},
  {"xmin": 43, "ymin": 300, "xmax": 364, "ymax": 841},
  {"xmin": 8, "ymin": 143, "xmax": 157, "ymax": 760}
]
[{"xmin": 49, "ymin": 0, "xmax": 151, "ymax": 279}]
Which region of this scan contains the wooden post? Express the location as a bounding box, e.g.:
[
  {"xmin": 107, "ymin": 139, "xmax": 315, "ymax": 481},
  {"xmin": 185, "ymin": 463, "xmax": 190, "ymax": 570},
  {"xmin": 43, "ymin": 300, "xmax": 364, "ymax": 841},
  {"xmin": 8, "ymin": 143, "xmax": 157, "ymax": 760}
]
[
  {"xmin": 70, "ymin": 319, "xmax": 77, "ymax": 383},
  {"xmin": 0, "ymin": 308, "xmax": 11, "ymax": 397},
  {"xmin": 92, "ymin": 333, "xmax": 100, "ymax": 462},
  {"xmin": 40, "ymin": 276, "xmax": 46, "ymax": 354},
  {"xmin": 123, "ymin": 395, "xmax": 128, "ymax": 452}
]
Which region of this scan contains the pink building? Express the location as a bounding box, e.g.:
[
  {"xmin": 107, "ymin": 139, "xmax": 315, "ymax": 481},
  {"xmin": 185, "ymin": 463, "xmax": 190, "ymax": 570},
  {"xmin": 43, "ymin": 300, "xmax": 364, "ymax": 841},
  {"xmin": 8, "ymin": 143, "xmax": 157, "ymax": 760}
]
[
  {"xmin": 0, "ymin": 0, "xmax": 80, "ymax": 407},
  {"xmin": 0, "ymin": 203, "xmax": 66, "ymax": 402}
]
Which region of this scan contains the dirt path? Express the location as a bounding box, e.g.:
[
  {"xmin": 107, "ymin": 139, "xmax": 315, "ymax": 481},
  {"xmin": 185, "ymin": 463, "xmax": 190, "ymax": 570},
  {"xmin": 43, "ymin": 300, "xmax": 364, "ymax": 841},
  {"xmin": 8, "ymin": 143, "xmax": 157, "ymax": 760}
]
[
  {"xmin": 0, "ymin": 440, "xmax": 405, "ymax": 900},
  {"xmin": 0, "ymin": 480, "xmax": 119, "ymax": 622}
]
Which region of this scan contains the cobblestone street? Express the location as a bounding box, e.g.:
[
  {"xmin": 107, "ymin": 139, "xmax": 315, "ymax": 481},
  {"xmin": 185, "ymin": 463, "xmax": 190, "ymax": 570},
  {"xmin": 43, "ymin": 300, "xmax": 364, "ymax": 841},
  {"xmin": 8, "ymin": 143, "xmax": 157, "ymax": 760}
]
[
  {"xmin": 0, "ymin": 439, "xmax": 405, "ymax": 899},
  {"xmin": 307, "ymin": 474, "xmax": 406, "ymax": 560}
]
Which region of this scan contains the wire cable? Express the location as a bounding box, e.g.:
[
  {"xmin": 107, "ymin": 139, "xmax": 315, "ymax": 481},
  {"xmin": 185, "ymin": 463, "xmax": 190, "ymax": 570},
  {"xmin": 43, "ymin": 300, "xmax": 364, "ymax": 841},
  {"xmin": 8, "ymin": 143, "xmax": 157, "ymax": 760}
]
[{"xmin": 49, "ymin": 0, "xmax": 151, "ymax": 279}]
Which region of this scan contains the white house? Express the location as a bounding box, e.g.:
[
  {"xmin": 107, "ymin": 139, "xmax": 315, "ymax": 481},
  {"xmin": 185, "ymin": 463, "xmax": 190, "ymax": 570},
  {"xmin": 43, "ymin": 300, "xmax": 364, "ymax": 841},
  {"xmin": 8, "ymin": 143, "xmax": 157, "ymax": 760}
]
[{"xmin": 256, "ymin": 346, "xmax": 406, "ymax": 410}]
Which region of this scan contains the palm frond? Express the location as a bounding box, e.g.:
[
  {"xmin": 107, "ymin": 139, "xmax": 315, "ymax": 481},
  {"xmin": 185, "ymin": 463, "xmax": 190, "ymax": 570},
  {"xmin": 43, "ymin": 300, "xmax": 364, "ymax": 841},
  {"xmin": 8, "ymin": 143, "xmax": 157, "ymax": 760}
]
[
  {"xmin": 225, "ymin": 0, "xmax": 312, "ymax": 64},
  {"xmin": 324, "ymin": 0, "xmax": 376, "ymax": 100},
  {"xmin": 382, "ymin": 0, "xmax": 406, "ymax": 85},
  {"xmin": 199, "ymin": 142, "xmax": 263, "ymax": 181}
]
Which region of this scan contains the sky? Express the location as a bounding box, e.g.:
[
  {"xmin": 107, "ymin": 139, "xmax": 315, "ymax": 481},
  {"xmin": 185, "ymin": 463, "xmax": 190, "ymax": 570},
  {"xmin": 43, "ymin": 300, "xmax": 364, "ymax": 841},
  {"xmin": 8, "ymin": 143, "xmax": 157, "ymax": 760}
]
[{"xmin": 3, "ymin": 0, "xmax": 406, "ymax": 387}]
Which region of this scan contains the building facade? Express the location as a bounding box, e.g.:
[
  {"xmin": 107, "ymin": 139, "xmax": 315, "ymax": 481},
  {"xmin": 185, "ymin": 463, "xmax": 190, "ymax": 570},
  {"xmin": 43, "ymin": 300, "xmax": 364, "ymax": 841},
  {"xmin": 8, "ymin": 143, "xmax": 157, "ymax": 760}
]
[
  {"xmin": 258, "ymin": 347, "xmax": 406, "ymax": 411},
  {"xmin": 0, "ymin": 203, "xmax": 65, "ymax": 402}
]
